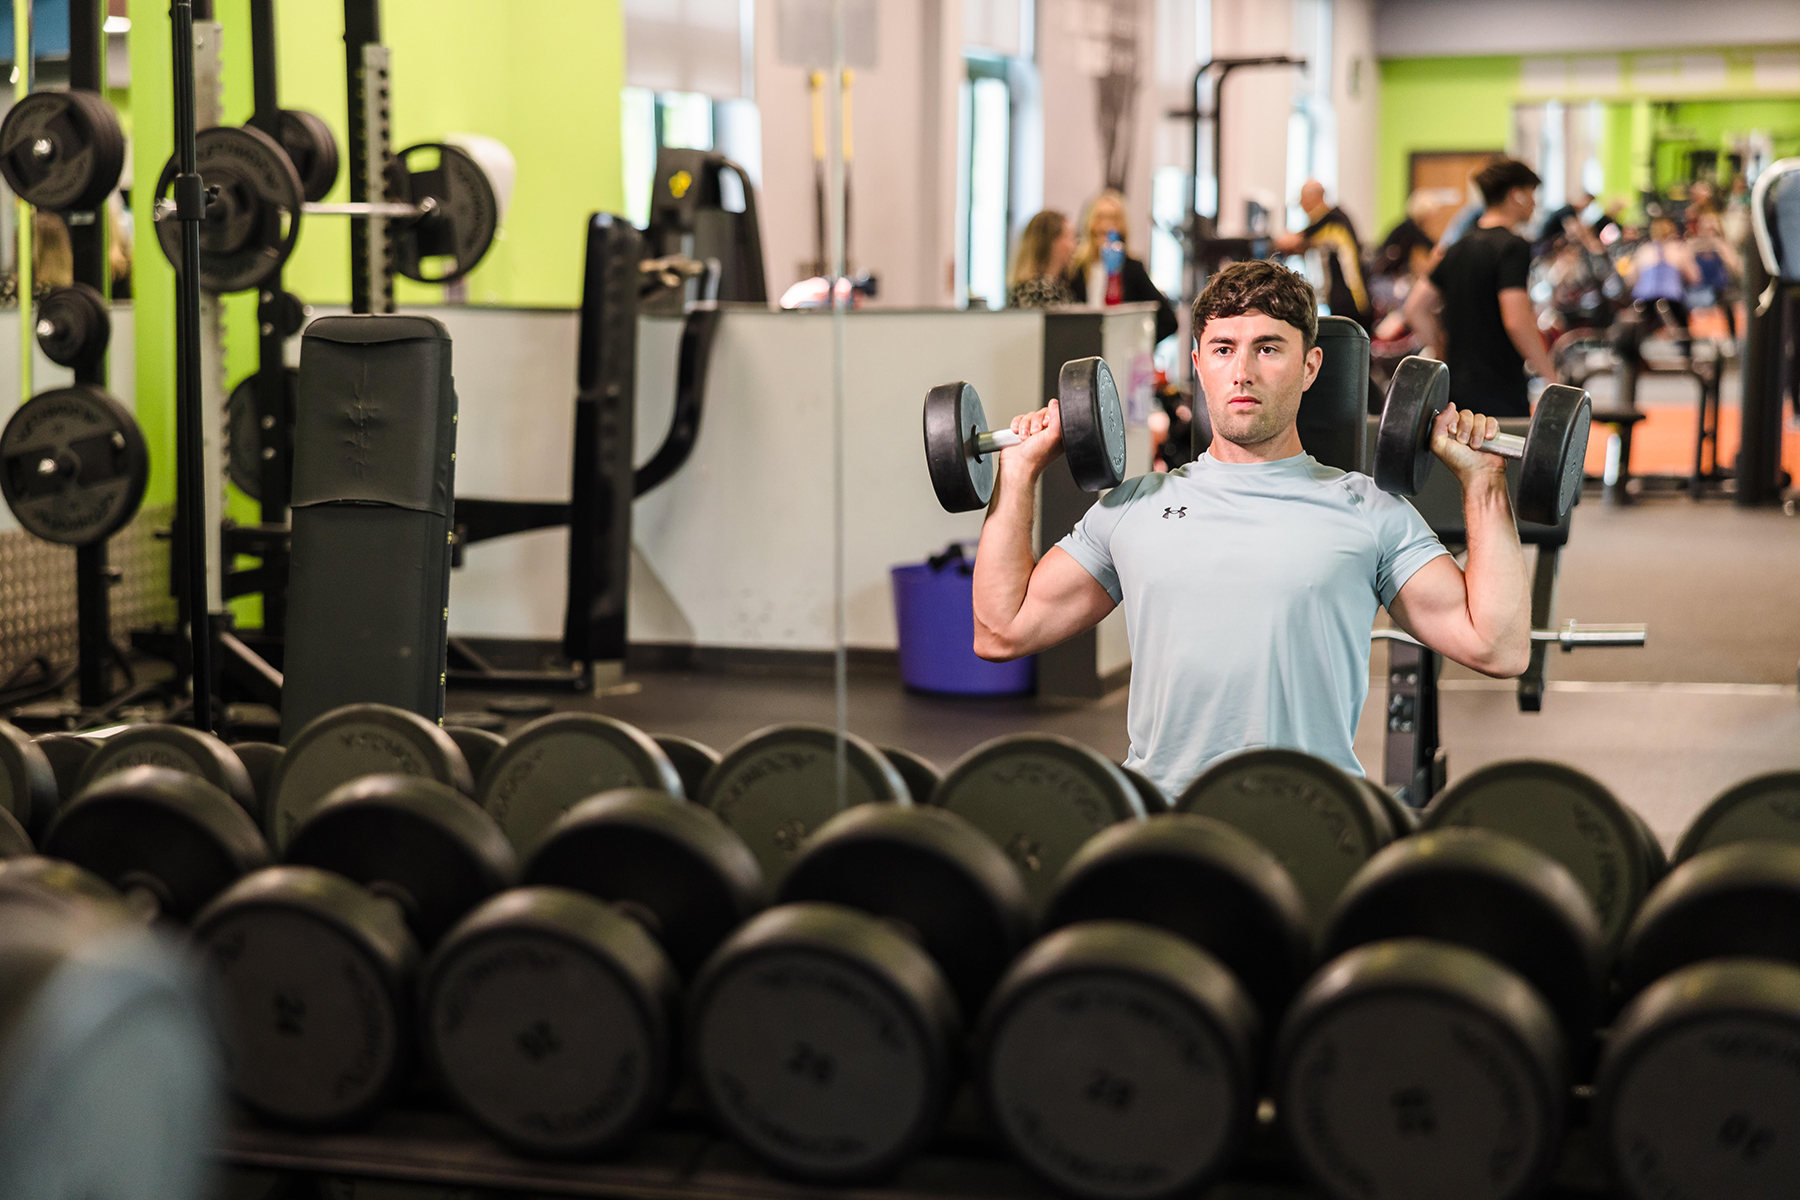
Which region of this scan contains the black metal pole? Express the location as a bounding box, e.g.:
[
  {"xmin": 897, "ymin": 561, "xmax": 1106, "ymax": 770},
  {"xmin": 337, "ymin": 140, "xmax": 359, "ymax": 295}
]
[
  {"xmin": 345, "ymin": 0, "xmax": 380, "ymax": 314},
  {"xmin": 171, "ymin": 0, "xmax": 214, "ymax": 732}
]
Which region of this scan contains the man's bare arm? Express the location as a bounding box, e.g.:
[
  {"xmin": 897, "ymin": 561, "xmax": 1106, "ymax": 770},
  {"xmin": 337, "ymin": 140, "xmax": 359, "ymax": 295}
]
[
  {"xmin": 1498, "ymin": 288, "xmax": 1557, "ymax": 380},
  {"xmin": 1403, "ymin": 276, "xmax": 1444, "ymax": 358}
]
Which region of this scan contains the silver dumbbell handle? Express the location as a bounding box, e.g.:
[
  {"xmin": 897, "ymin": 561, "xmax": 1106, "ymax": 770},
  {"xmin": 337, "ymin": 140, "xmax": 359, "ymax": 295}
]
[
  {"xmin": 1475, "ymin": 431, "xmax": 1527, "ymax": 460},
  {"xmin": 973, "ymin": 428, "xmax": 1024, "ymax": 455},
  {"xmin": 1372, "ymin": 621, "xmax": 1647, "ymax": 651}
]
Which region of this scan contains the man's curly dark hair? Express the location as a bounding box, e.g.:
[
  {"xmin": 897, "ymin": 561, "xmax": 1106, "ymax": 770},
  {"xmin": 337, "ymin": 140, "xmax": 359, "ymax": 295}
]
[{"xmin": 1191, "ymin": 260, "xmax": 1319, "ymax": 349}]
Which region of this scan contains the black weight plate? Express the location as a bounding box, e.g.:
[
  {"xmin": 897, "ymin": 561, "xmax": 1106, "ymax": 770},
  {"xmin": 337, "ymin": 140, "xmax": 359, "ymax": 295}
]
[
  {"xmin": 880, "ymin": 745, "xmax": 941, "ymax": 806},
  {"xmin": 34, "ymin": 283, "xmax": 110, "ymax": 369},
  {"xmin": 1421, "ymin": 759, "xmax": 1652, "ymax": 949},
  {"xmin": 1276, "ymin": 939, "xmax": 1567, "ymax": 1200},
  {"xmin": 31, "ymin": 732, "xmax": 99, "ymax": 837},
  {"xmin": 1323, "ymin": 828, "xmax": 1605, "ymax": 1046},
  {"xmin": 1626, "ymin": 804, "xmax": 1668, "ymax": 886},
  {"xmin": 688, "ymin": 902, "xmax": 961, "ymax": 1182},
  {"xmin": 1673, "ymin": 770, "xmax": 1800, "ymax": 862},
  {"xmin": 267, "ymin": 703, "xmax": 474, "ymax": 853},
  {"xmin": 228, "ymin": 742, "xmax": 282, "ymax": 831},
  {"xmin": 1617, "ymin": 842, "xmax": 1800, "ymax": 1000},
  {"xmin": 523, "ymin": 788, "xmax": 764, "ymax": 981},
  {"xmin": 423, "ymin": 886, "xmax": 679, "ymax": 1159},
  {"xmin": 1595, "ymin": 958, "xmax": 1800, "ymax": 1200},
  {"xmin": 980, "ymin": 922, "xmax": 1260, "ymax": 1200},
  {"xmin": 0, "ymin": 720, "xmax": 55, "ymax": 834},
  {"xmin": 1058, "ymin": 356, "xmax": 1129, "ymax": 493},
  {"xmin": 1045, "ymin": 814, "xmax": 1312, "ymax": 1027},
  {"xmin": 0, "ymin": 384, "xmax": 148, "ymax": 546},
  {"xmin": 1361, "ymin": 776, "xmax": 1419, "ymax": 835},
  {"xmin": 283, "ymin": 774, "xmax": 516, "ymax": 950},
  {"xmin": 478, "ymin": 713, "xmax": 683, "ymax": 853},
  {"xmin": 0, "ymin": 855, "xmax": 119, "ymax": 907},
  {"xmin": 655, "ymin": 734, "xmax": 721, "ymax": 800},
  {"xmin": 44, "ymin": 766, "xmax": 270, "ymax": 923},
  {"xmin": 1119, "ymin": 763, "xmax": 1171, "ymax": 815},
  {"xmin": 1373, "ymin": 355, "xmax": 1448, "ymax": 497},
  {"xmin": 922, "ymin": 381, "xmax": 993, "ymax": 513},
  {"xmin": 1177, "ymin": 748, "xmax": 1393, "ymax": 931},
  {"xmin": 1517, "ymin": 383, "xmax": 1591, "ymax": 526},
  {"xmin": 390, "ymin": 142, "xmax": 499, "ymax": 283},
  {"xmin": 779, "ymin": 803, "xmax": 1031, "ymax": 1018},
  {"xmin": 0, "ymin": 88, "xmax": 125, "ymax": 210},
  {"xmin": 933, "ymin": 733, "xmax": 1144, "ymax": 913},
  {"xmin": 155, "ymin": 124, "xmax": 304, "ymax": 294},
  {"xmin": 699, "ymin": 724, "xmax": 909, "ymax": 886},
  {"xmin": 445, "ymin": 727, "xmax": 506, "ymax": 789},
  {"xmin": 75, "ymin": 723, "xmax": 259, "ymax": 817},
  {"xmin": 194, "ymin": 864, "xmax": 417, "ymax": 1127},
  {"xmin": 276, "ymin": 109, "xmax": 339, "ymax": 203},
  {"xmin": 0, "ymin": 807, "xmax": 31, "ymax": 858},
  {"xmin": 443, "ymin": 709, "xmax": 507, "ymax": 733},
  {"xmin": 224, "ymin": 368, "xmax": 296, "ymax": 501}
]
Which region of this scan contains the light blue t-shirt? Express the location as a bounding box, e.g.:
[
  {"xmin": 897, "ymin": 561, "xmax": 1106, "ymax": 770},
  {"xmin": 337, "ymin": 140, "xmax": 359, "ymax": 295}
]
[{"xmin": 1055, "ymin": 452, "xmax": 1449, "ymax": 796}]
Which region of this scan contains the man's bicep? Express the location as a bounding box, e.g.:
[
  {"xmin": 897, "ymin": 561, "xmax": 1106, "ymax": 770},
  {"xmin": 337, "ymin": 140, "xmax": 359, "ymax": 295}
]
[
  {"xmin": 1021, "ymin": 548, "xmax": 1118, "ymax": 639},
  {"xmin": 1387, "ymin": 555, "xmax": 1474, "ymax": 649},
  {"xmin": 1497, "ymin": 287, "xmax": 1535, "ymax": 324}
]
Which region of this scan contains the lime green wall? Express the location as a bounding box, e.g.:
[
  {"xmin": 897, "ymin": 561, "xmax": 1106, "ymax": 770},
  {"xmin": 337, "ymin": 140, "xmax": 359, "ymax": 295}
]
[
  {"xmin": 1377, "ymin": 56, "xmax": 1519, "ymax": 237},
  {"xmin": 1650, "ymin": 98, "xmax": 1800, "ymax": 188}
]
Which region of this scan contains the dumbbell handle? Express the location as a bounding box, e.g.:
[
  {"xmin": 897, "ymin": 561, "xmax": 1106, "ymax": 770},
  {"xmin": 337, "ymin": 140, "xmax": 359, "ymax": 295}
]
[
  {"xmin": 1373, "ymin": 621, "xmax": 1647, "ymax": 650},
  {"xmin": 1474, "ymin": 431, "xmax": 1527, "ymax": 460},
  {"xmin": 973, "ymin": 428, "xmax": 1024, "ymax": 455}
]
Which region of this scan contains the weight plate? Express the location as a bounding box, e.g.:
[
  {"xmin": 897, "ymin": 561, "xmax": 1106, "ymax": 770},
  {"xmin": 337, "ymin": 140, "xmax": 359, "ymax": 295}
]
[
  {"xmin": 224, "ymin": 368, "xmax": 296, "ymax": 501},
  {"xmin": 75, "ymin": 724, "xmax": 259, "ymax": 817},
  {"xmin": 880, "ymin": 745, "xmax": 941, "ymax": 806},
  {"xmin": 1518, "ymin": 384, "xmax": 1591, "ymax": 526},
  {"xmin": 1626, "ymin": 803, "xmax": 1668, "ymax": 885},
  {"xmin": 1421, "ymin": 759, "xmax": 1652, "ymax": 949},
  {"xmin": 0, "ymin": 385, "xmax": 148, "ymax": 546},
  {"xmin": 1361, "ymin": 776, "xmax": 1419, "ymax": 835},
  {"xmin": 1119, "ymin": 763, "xmax": 1171, "ymax": 815},
  {"xmin": 699, "ymin": 724, "xmax": 909, "ymax": 886},
  {"xmin": 933, "ymin": 733, "xmax": 1144, "ymax": 912},
  {"xmin": 34, "ymin": 283, "xmax": 110, "ymax": 369},
  {"xmin": 0, "ymin": 88, "xmax": 125, "ymax": 210},
  {"xmin": 1059, "ymin": 357, "xmax": 1129, "ymax": 493},
  {"xmin": 1045, "ymin": 814, "xmax": 1312, "ymax": 1027},
  {"xmin": 423, "ymin": 886, "xmax": 678, "ymax": 1159},
  {"xmin": 981, "ymin": 922, "xmax": 1260, "ymax": 1200},
  {"xmin": 390, "ymin": 142, "xmax": 500, "ymax": 284},
  {"xmin": 1276, "ymin": 939, "xmax": 1567, "ymax": 1200},
  {"xmin": 1177, "ymin": 748, "xmax": 1393, "ymax": 931},
  {"xmin": 1373, "ymin": 355, "xmax": 1448, "ymax": 497},
  {"xmin": 284, "ymin": 774, "xmax": 516, "ymax": 950},
  {"xmin": 779, "ymin": 803, "xmax": 1031, "ymax": 1018},
  {"xmin": 276, "ymin": 109, "xmax": 339, "ymax": 203},
  {"xmin": 44, "ymin": 766, "xmax": 270, "ymax": 924},
  {"xmin": 0, "ymin": 720, "xmax": 55, "ymax": 834},
  {"xmin": 523, "ymin": 788, "xmax": 764, "ymax": 981},
  {"xmin": 445, "ymin": 727, "xmax": 506, "ymax": 789},
  {"xmin": 655, "ymin": 734, "xmax": 721, "ymax": 801},
  {"xmin": 228, "ymin": 742, "xmax": 283, "ymax": 830},
  {"xmin": 0, "ymin": 807, "xmax": 31, "ymax": 858},
  {"xmin": 0, "ymin": 855, "xmax": 119, "ymax": 906},
  {"xmin": 689, "ymin": 902, "xmax": 960, "ymax": 1182},
  {"xmin": 194, "ymin": 864, "xmax": 416, "ymax": 1127},
  {"xmin": 922, "ymin": 381, "xmax": 994, "ymax": 513},
  {"xmin": 477, "ymin": 713, "xmax": 683, "ymax": 854},
  {"xmin": 155, "ymin": 124, "xmax": 304, "ymax": 294},
  {"xmin": 30, "ymin": 732, "xmax": 100, "ymax": 838},
  {"xmin": 1595, "ymin": 958, "xmax": 1800, "ymax": 1200},
  {"xmin": 267, "ymin": 703, "xmax": 474, "ymax": 853},
  {"xmin": 1673, "ymin": 770, "xmax": 1800, "ymax": 862},
  {"xmin": 1324, "ymin": 828, "xmax": 1606, "ymax": 1047},
  {"xmin": 1618, "ymin": 842, "xmax": 1800, "ymax": 1000}
]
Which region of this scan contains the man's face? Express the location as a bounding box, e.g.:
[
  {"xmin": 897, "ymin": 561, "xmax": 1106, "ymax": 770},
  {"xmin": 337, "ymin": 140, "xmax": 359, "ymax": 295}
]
[{"xmin": 1192, "ymin": 311, "xmax": 1323, "ymax": 450}]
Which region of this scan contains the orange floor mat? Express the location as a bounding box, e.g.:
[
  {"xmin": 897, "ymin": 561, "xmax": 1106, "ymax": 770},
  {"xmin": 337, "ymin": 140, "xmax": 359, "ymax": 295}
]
[{"xmin": 1583, "ymin": 401, "xmax": 1800, "ymax": 481}]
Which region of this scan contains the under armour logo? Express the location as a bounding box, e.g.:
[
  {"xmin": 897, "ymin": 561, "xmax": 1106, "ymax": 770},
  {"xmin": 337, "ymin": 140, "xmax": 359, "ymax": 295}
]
[{"xmin": 1162, "ymin": 506, "xmax": 1187, "ymax": 520}]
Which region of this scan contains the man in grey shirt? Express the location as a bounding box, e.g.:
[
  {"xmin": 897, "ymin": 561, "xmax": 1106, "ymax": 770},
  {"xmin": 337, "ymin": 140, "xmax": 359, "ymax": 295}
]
[{"xmin": 971, "ymin": 261, "xmax": 1530, "ymax": 795}]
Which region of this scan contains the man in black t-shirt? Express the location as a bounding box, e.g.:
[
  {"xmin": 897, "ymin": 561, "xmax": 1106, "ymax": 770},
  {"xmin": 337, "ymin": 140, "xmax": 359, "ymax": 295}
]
[
  {"xmin": 1276, "ymin": 180, "xmax": 1372, "ymax": 329},
  {"xmin": 1403, "ymin": 159, "xmax": 1557, "ymax": 418}
]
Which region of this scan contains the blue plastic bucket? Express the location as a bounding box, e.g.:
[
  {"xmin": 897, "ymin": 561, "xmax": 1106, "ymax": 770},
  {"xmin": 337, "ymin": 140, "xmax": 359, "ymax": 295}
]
[{"xmin": 891, "ymin": 551, "xmax": 1036, "ymax": 696}]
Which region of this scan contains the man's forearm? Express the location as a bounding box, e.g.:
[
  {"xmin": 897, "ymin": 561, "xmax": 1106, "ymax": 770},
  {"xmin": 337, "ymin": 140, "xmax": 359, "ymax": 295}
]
[
  {"xmin": 1461, "ymin": 473, "xmax": 1531, "ymax": 674},
  {"xmin": 971, "ymin": 465, "xmax": 1039, "ymax": 651},
  {"xmin": 1504, "ymin": 316, "xmax": 1556, "ymax": 379}
]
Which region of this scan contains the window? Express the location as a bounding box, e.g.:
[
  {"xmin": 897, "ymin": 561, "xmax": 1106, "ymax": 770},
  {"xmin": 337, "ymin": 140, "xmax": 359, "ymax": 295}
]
[
  {"xmin": 959, "ymin": 56, "xmax": 1012, "ymax": 310},
  {"xmin": 1285, "ymin": 0, "xmax": 1334, "ymax": 230},
  {"xmin": 620, "ymin": 88, "xmax": 729, "ymax": 229}
]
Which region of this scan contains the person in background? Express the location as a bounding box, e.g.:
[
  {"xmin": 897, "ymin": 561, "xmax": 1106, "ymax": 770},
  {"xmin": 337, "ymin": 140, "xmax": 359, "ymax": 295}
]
[
  {"xmin": 1622, "ymin": 216, "xmax": 1701, "ymax": 333},
  {"xmin": 1436, "ymin": 163, "xmax": 1496, "ymax": 251},
  {"xmin": 1067, "ymin": 189, "xmax": 1178, "ymax": 344},
  {"xmin": 1374, "ymin": 190, "xmax": 1438, "ymax": 278},
  {"xmin": 1007, "ymin": 210, "xmax": 1076, "ymax": 308},
  {"xmin": 1534, "ymin": 189, "xmax": 1603, "ymax": 257},
  {"xmin": 1274, "ymin": 178, "xmax": 1372, "ymax": 329},
  {"xmin": 1689, "ymin": 210, "xmax": 1741, "ymax": 336},
  {"xmin": 1404, "ymin": 158, "xmax": 1557, "ymax": 418}
]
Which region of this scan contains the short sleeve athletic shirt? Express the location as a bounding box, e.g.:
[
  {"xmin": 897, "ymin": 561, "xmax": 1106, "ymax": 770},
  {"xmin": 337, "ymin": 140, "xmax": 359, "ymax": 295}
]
[
  {"xmin": 1429, "ymin": 224, "xmax": 1533, "ymax": 417},
  {"xmin": 1054, "ymin": 453, "xmax": 1449, "ymax": 796}
]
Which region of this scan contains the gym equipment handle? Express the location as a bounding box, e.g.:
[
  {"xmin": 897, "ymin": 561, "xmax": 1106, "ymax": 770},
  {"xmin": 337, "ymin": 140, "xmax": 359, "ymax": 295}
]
[
  {"xmin": 305, "ymin": 198, "xmax": 436, "ymax": 220},
  {"xmin": 1475, "ymin": 430, "xmax": 1528, "ymax": 460},
  {"xmin": 973, "ymin": 428, "xmax": 1023, "ymax": 455},
  {"xmin": 1372, "ymin": 621, "xmax": 1647, "ymax": 651}
]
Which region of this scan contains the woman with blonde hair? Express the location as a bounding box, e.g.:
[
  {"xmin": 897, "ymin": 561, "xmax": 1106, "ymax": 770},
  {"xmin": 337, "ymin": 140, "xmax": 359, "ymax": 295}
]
[
  {"xmin": 1008, "ymin": 209, "xmax": 1076, "ymax": 307},
  {"xmin": 1067, "ymin": 189, "xmax": 1176, "ymax": 342}
]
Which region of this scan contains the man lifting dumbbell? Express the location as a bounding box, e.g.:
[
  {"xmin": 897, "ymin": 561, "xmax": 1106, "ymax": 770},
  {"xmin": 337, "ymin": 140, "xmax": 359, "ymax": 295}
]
[{"xmin": 971, "ymin": 260, "xmax": 1531, "ymax": 795}]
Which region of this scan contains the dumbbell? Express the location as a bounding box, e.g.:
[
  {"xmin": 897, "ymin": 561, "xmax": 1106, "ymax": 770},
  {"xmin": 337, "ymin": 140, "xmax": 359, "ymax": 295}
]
[
  {"xmin": 475, "ymin": 712, "xmax": 684, "ymax": 852},
  {"xmin": 697, "ymin": 723, "xmax": 909, "ymax": 885},
  {"xmin": 1672, "ymin": 767, "xmax": 1800, "ymax": 861},
  {"xmin": 0, "ymin": 720, "xmax": 53, "ymax": 850},
  {"xmin": 72, "ymin": 722, "xmax": 260, "ymax": 825},
  {"xmin": 229, "ymin": 741, "xmax": 285, "ymax": 830},
  {"xmin": 688, "ymin": 802, "xmax": 1031, "ymax": 1181},
  {"xmin": 930, "ymin": 733, "xmax": 1148, "ymax": 912},
  {"xmin": 421, "ymin": 787, "xmax": 763, "ymax": 1158},
  {"xmin": 879, "ymin": 744, "xmax": 940, "ymax": 805},
  {"xmin": 923, "ymin": 356, "xmax": 1129, "ymax": 512},
  {"xmin": 980, "ymin": 814, "xmax": 1310, "ymax": 1197},
  {"xmin": 194, "ymin": 774, "xmax": 516, "ymax": 1127},
  {"xmin": 1374, "ymin": 355, "xmax": 1592, "ymax": 526},
  {"xmin": 1274, "ymin": 828, "xmax": 1607, "ymax": 1200}
]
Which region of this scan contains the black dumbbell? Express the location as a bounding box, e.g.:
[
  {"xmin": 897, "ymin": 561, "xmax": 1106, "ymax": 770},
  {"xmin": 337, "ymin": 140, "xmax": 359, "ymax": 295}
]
[
  {"xmin": 1118, "ymin": 761, "xmax": 1171, "ymax": 814},
  {"xmin": 923, "ymin": 356, "xmax": 1128, "ymax": 512},
  {"xmin": 1374, "ymin": 355, "xmax": 1591, "ymax": 525},
  {"xmin": 0, "ymin": 720, "xmax": 54, "ymax": 846},
  {"xmin": 931, "ymin": 733, "xmax": 1148, "ymax": 912},
  {"xmin": 879, "ymin": 744, "xmax": 940, "ymax": 805},
  {"xmin": 73, "ymin": 722, "xmax": 259, "ymax": 825},
  {"xmin": 1616, "ymin": 840, "xmax": 1800, "ymax": 1000},
  {"xmin": 982, "ymin": 814, "xmax": 1310, "ymax": 1197},
  {"xmin": 194, "ymin": 774, "xmax": 516, "ymax": 1127},
  {"xmin": 688, "ymin": 803, "xmax": 1031, "ymax": 1181},
  {"xmin": 443, "ymin": 725, "xmax": 506, "ymax": 786},
  {"xmin": 1672, "ymin": 768, "xmax": 1800, "ymax": 861},
  {"xmin": 228, "ymin": 741, "xmax": 285, "ymax": 830},
  {"xmin": 421, "ymin": 787, "xmax": 763, "ymax": 1158},
  {"xmin": 476, "ymin": 712, "xmax": 683, "ymax": 852},
  {"xmin": 655, "ymin": 734, "xmax": 722, "ymax": 800}
]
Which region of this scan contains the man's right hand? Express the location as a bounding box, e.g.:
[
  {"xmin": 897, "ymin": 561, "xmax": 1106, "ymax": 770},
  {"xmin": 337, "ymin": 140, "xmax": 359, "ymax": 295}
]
[{"xmin": 1001, "ymin": 399, "xmax": 1066, "ymax": 479}]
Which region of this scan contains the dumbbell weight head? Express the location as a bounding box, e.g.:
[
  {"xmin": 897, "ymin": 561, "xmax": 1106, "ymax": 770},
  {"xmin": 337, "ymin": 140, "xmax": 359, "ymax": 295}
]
[
  {"xmin": 923, "ymin": 381, "xmax": 1000, "ymax": 513},
  {"xmin": 75, "ymin": 723, "xmax": 259, "ymax": 823},
  {"xmin": 1673, "ymin": 769, "xmax": 1800, "ymax": 862},
  {"xmin": 1517, "ymin": 383, "xmax": 1591, "ymax": 526},
  {"xmin": 228, "ymin": 742, "xmax": 284, "ymax": 831},
  {"xmin": 1059, "ymin": 356, "xmax": 1130, "ymax": 494},
  {"xmin": 476, "ymin": 712, "xmax": 682, "ymax": 853},
  {"xmin": 1373, "ymin": 355, "xmax": 1451, "ymax": 497},
  {"xmin": 1118, "ymin": 762, "xmax": 1171, "ymax": 814},
  {"xmin": 1616, "ymin": 841, "xmax": 1800, "ymax": 1001},
  {"xmin": 879, "ymin": 745, "xmax": 941, "ymax": 806},
  {"xmin": 30, "ymin": 732, "xmax": 101, "ymax": 838},
  {"xmin": 655, "ymin": 734, "xmax": 722, "ymax": 801},
  {"xmin": 444, "ymin": 726, "xmax": 506, "ymax": 789},
  {"xmin": 0, "ymin": 720, "xmax": 55, "ymax": 835}
]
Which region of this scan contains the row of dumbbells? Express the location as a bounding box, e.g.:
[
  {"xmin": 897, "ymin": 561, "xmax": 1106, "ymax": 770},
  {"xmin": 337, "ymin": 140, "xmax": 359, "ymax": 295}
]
[{"xmin": 2, "ymin": 708, "xmax": 1797, "ymax": 1200}]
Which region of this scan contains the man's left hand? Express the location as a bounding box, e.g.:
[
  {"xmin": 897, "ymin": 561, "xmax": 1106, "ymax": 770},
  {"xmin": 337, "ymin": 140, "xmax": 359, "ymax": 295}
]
[{"xmin": 1431, "ymin": 403, "xmax": 1508, "ymax": 484}]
